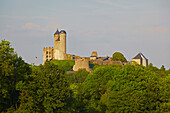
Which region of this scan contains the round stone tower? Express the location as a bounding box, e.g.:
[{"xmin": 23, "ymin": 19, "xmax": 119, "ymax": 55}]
[{"xmin": 54, "ymin": 29, "xmax": 66, "ymax": 60}]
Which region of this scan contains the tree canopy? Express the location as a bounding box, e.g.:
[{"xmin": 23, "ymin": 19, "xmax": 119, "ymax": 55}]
[
  {"xmin": 82, "ymin": 65, "xmax": 170, "ymax": 112},
  {"xmin": 50, "ymin": 60, "xmax": 75, "ymax": 72},
  {"xmin": 112, "ymin": 52, "xmax": 127, "ymax": 62},
  {"xmin": 16, "ymin": 62, "xmax": 71, "ymax": 113},
  {"xmin": 0, "ymin": 40, "xmax": 31, "ymax": 112}
]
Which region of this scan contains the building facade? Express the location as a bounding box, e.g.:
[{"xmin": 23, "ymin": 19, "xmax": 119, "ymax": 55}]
[{"xmin": 132, "ymin": 53, "xmax": 148, "ymax": 67}]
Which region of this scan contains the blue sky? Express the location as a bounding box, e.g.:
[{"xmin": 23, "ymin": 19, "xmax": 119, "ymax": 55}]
[{"xmin": 0, "ymin": 0, "xmax": 170, "ymax": 69}]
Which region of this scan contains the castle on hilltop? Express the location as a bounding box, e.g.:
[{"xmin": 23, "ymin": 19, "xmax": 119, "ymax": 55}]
[
  {"xmin": 43, "ymin": 29, "xmax": 66, "ymax": 64},
  {"xmin": 43, "ymin": 29, "xmax": 82, "ymax": 64},
  {"xmin": 43, "ymin": 29, "xmax": 148, "ymax": 71}
]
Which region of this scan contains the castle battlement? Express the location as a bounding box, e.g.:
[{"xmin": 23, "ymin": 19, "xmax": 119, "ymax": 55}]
[{"xmin": 43, "ymin": 46, "xmax": 54, "ymax": 64}]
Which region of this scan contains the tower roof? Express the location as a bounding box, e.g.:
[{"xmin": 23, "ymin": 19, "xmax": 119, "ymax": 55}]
[
  {"xmin": 60, "ymin": 30, "xmax": 66, "ymax": 34},
  {"xmin": 133, "ymin": 53, "xmax": 142, "ymax": 59},
  {"xmin": 133, "ymin": 53, "xmax": 148, "ymax": 60},
  {"xmin": 54, "ymin": 29, "xmax": 60, "ymax": 35}
]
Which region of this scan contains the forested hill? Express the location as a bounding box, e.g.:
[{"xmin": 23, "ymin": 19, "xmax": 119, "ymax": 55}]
[{"xmin": 0, "ymin": 39, "xmax": 170, "ymax": 113}]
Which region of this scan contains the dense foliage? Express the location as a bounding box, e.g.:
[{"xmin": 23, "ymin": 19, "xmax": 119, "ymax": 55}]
[
  {"xmin": 112, "ymin": 52, "xmax": 127, "ymax": 62},
  {"xmin": 50, "ymin": 60, "xmax": 75, "ymax": 72},
  {"xmin": 0, "ymin": 40, "xmax": 31, "ymax": 112},
  {"xmin": 15, "ymin": 62, "xmax": 70, "ymax": 113},
  {"xmin": 0, "ymin": 40, "xmax": 169, "ymax": 113}
]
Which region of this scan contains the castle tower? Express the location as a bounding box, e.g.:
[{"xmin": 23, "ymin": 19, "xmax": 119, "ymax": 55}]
[
  {"xmin": 43, "ymin": 47, "xmax": 54, "ymax": 64},
  {"xmin": 90, "ymin": 51, "xmax": 98, "ymax": 60},
  {"xmin": 54, "ymin": 29, "xmax": 66, "ymax": 60}
]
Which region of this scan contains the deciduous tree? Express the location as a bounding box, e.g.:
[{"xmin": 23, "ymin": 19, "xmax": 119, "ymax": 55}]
[
  {"xmin": 16, "ymin": 62, "xmax": 71, "ymax": 113},
  {"xmin": 0, "ymin": 39, "xmax": 31, "ymax": 112},
  {"xmin": 112, "ymin": 52, "xmax": 127, "ymax": 62}
]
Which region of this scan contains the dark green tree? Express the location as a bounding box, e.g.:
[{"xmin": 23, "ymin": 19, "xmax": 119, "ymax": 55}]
[
  {"xmin": 65, "ymin": 69, "xmax": 89, "ymax": 112},
  {"xmin": 66, "ymin": 69, "xmax": 89, "ymax": 84},
  {"xmin": 112, "ymin": 52, "xmax": 127, "ymax": 62},
  {"xmin": 82, "ymin": 66, "xmax": 123, "ymax": 112},
  {"xmin": 148, "ymin": 63, "xmax": 159, "ymax": 72},
  {"xmin": 161, "ymin": 65, "xmax": 165, "ymax": 71},
  {"xmin": 16, "ymin": 62, "xmax": 71, "ymax": 113},
  {"xmin": 50, "ymin": 60, "xmax": 75, "ymax": 72},
  {"xmin": 0, "ymin": 39, "xmax": 31, "ymax": 112}
]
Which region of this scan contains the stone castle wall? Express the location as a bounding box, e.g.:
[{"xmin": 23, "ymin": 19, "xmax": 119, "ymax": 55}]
[
  {"xmin": 73, "ymin": 59, "xmax": 92, "ymax": 72},
  {"xmin": 91, "ymin": 59, "xmax": 123, "ymax": 65},
  {"xmin": 43, "ymin": 47, "xmax": 54, "ymax": 64}
]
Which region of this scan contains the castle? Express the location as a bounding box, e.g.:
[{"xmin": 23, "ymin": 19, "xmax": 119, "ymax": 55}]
[
  {"xmin": 43, "ymin": 29, "xmax": 148, "ymax": 71},
  {"xmin": 43, "ymin": 29, "xmax": 66, "ymax": 64},
  {"xmin": 43, "ymin": 29, "xmax": 82, "ymax": 64}
]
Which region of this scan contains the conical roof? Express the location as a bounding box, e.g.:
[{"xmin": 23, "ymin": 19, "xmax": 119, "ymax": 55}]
[
  {"xmin": 54, "ymin": 29, "xmax": 60, "ymax": 35},
  {"xmin": 60, "ymin": 30, "xmax": 66, "ymax": 34}
]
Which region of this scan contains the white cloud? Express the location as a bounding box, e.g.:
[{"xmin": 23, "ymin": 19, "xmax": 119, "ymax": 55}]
[
  {"xmin": 112, "ymin": 27, "xmax": 117, "ymax": 31},
  {"xmin": 24, "ymin": 22, "xmax": 61, "ymax": 31},
  {"xmin": 155, "ymin": 27, "xmax": 170, "ymax": 33},
  {"xmin": 25, "ymin": 22, "xmax": 40, "ymax": 29}
]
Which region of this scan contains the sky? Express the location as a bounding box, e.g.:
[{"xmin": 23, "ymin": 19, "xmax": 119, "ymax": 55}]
[{"xmin": 0, "ymin": 0, "xmax": 170, "ymax": 69}]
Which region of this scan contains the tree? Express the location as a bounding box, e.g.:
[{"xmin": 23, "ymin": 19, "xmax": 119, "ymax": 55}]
[
  {"xmin": 0, "ymin": 39, "xmax": 31, "ymax": 112},
  {"xmin": 166, "ymin": 69, "xmax": 170, "ymax": 75},
  {"xmin": 101, "ymin": 65, "xmax": 168, "ymax": 112},
  {"xmin": 161, "ymin": 65, "xmax": 165, "ymax": 71},
  {"xmin": 159, "ymin": 75, "xmax": 170, "ymax": 112},
  {"xmin": 0, "ymin": 39, "xmax": 15, "ymax": 111},
  {"xmin": 65, "ymin": 69, "xmax": 89, "ymax": 84},
  {"xmin": 16, "ymin": 62, "xmax": 71, "ymax": 113},
  {"xmin": 50, "ymin": 60, "xmax": 75, "ymax": 72},
  {"xmin": 112, "ymin": 52, "xmax": 127, "ymax": 62},
  {"xmin": 64, "ymin": 69, "xmax": 90, "ymax": 112},
  {"xmin": 81, "ymin": 64, "xmax": 169, "ymax": 112},
  {"xmin": 82, "ymin": 66, "xmax": 123, "ymax": 112},
  {"xmin": 147, "ymin": 63, "xmax": 167, "ymax": 77},
  {"xmin": 148, "ymin": 63, "xmax": 159, "ymax": 72}
]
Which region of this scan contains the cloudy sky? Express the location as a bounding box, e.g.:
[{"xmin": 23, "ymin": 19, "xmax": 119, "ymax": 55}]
[{"xmin": 0, "ymin": 0, "xmax": 170, "ymax": 69}]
